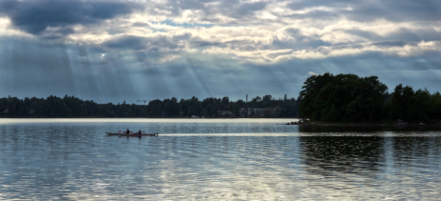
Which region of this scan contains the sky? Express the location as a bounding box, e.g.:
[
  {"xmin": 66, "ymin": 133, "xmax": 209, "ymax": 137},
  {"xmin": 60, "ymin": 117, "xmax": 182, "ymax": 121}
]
[{"xmin": 0, "ymin": 0, "xmax": 440, "ymax": 103}]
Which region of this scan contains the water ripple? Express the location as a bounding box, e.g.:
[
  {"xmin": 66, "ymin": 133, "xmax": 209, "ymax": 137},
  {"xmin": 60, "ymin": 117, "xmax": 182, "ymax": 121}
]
[{"xmin": 0, "ymin": 120, "xmax": 440, "ymax": 200}]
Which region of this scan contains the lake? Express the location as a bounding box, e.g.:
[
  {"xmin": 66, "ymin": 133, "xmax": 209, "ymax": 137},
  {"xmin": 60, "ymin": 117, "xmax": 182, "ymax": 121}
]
[{"xmin": 1, "ymin": 118, "xmax": 441, "ymax": 200}]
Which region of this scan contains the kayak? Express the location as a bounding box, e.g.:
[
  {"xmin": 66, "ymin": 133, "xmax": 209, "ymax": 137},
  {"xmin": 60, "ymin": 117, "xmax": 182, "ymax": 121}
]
[{"xmin": 106, "ymin": 132, "xmax": 158, "ymax": 136}]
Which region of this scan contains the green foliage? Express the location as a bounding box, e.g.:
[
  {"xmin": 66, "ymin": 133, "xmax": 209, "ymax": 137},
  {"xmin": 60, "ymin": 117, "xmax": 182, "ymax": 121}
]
[
  {"xmin": 388, "ymin": 85, "xmax": 433, "ymax": 123},
  {"xmin": 325, "ymin": 104, "xmax": 340, "ymax": 122},
  {"xmin": 299, "ymin": 73, "xmax": 439, "ymax": 123},
  {"xmin": 0, "ymin": 94, "xmax": 298, "ymax": 118},
  {"xmin": 298, "ymin": 73, "xmax": 388, "ymax": 122},
  {"xmin": 2, "ymin": 72, "xmax": 437, "ymax": 121},
  {"xmin": 148, "ymin": 99, "xmax": 163, "ymax": 116},
  {"xmin": 428, "ymin": 92, "xmax": 441, "ymax": 120}
]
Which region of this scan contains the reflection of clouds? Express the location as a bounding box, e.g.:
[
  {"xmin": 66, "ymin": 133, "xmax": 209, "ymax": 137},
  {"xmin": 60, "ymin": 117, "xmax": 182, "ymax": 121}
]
[
  {"xmin": 151, "ymin": 136, "xmax": 304, "ymax": 200},
  {"xmin": 138, "ymin": 134, "xmax": 441, "ymax": 200},
  {"xmin": 1, "ymin": 122, "xmax": 441, "ymax": 200}
]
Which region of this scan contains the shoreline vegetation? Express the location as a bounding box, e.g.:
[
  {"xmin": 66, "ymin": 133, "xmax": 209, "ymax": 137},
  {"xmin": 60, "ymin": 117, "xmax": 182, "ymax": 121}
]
[
  {"xmin": 297, "ymin": 73, "xmax": 441, "ymax": 125},
  {"xmin": 0, "ymin": 95, "xmax": 298, "ymax": 118},
  {"xmin": 1, "ymin": 73, "xmax": 440, "ymax": 124}
]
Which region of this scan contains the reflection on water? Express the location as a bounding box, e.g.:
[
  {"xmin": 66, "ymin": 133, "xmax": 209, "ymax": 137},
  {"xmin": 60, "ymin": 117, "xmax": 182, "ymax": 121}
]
[
  {"xmin": 300, "ymin": 136, "xmax": 386, "ymax": 180},
  {"xmin": 0, "ymin": 119, "xmax": 440, "ymax": 200},
  {"xmin": 299, "ymin": 125, "xmax": 441, "ymax": 132}
]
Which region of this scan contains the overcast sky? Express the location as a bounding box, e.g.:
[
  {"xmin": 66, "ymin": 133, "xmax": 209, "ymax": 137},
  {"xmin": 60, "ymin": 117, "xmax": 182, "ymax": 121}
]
[{"xmin": 0, "ymin": 0, "xmax": 440, "ymax": 103}]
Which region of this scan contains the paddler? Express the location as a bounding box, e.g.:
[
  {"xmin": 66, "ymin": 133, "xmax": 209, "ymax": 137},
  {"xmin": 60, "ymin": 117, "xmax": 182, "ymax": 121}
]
[
  {"xmin": 138, "ymin": 130, "xmax": 142, "ymax": 135},
  {"xmin": 126, "ymin": 129, "xmax": 130, "ymax": 134}
]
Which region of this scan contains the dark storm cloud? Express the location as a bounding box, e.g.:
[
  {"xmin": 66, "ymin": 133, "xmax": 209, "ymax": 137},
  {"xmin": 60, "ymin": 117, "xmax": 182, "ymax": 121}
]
[
  {"xmin": 286, "ymin": 0, "xmax": 441, "ymax": 22},
  {"xmin": 0, "ymin": 0, "xmax": 139, "ymax": 35}
]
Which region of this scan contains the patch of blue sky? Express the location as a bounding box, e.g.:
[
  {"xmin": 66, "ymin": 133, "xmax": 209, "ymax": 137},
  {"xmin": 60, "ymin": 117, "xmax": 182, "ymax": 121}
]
[
  {"xmin": 150, "ymin": 28, "xmax": 168, "ymax": 33},
  {"xmin": 150, "ymin": 20, "xmax": 261, "ymax": 29},
  {"xmin": 158, "ymin": 19, "xmax": 214, "ymax": 28}
]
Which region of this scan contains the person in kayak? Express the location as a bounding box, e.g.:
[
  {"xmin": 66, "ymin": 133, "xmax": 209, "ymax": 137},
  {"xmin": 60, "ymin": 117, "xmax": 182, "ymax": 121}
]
[
  {"xmin": 126, "ymin": 129, "xmax": 130, "ymax": 134},
  {"xmin": 138, "ymin": 130, "xmax": 142, "ymax": 135}
]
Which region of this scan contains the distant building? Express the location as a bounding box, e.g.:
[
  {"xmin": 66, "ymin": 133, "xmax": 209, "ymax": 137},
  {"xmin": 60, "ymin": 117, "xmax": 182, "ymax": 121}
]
[
  {"xmin": 239, "ymin": 108, "xmax": 276, "ymax": 117},
  {"xmin": 217, "ymin": 110, "xmax": 232, "ymax": 116},
  {"xmin": 240, "ymin": 108, "xmax": 264, "ymax": 116}
]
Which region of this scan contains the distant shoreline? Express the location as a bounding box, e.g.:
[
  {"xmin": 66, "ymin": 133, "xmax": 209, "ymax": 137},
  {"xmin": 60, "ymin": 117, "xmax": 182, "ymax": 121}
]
[
  {"xmin": 0, "ymin": 117, "xmax": 298, "ymax": 119},
  {"xmin": 287, "ymin": 123, "xmax": 441, "ymax": 127}
]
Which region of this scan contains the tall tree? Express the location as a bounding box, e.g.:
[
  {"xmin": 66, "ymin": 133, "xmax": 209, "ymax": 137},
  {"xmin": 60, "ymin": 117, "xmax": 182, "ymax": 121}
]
[{"xmin": 298, "ymin": 73, "xmax": 388, "ymax": 122}]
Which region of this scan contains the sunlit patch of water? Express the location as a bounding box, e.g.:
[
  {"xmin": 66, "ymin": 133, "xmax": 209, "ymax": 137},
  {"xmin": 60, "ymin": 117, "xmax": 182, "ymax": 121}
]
[{"xmin": 0, "ymin": 119, "xmax": 440, "ymax": 200}]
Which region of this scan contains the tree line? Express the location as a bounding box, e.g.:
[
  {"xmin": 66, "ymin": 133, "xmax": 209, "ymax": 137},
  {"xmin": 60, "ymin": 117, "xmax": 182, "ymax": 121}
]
[
  {"xmin": 0, "ymin": 95, "xmax": 298, "ymax": 118},
  {"xmin": 2, "ymin": 73, "xmax": 439, "ymax": 122},
  {"xmin": 298, "ymin": 73, "xmax": 441, "ymax": 123}
]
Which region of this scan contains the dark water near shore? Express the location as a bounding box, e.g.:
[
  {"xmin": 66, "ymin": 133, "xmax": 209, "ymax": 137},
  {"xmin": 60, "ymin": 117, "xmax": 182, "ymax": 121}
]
[{"xmin": 1, "ymin": 119, "xmax": 441, "ymax": 200}]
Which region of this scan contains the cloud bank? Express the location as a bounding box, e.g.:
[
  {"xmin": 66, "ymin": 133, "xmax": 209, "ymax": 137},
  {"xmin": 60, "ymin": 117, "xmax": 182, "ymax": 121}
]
[{"xmin": 0, "ymin": 0, "xmax": 440, "ymax": 103}]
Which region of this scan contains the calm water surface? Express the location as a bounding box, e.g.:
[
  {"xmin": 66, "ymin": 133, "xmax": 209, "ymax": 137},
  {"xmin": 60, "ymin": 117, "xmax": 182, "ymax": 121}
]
[{"xmin": 1, "ymin": 118, "xmax": 441, "ymax": 200}]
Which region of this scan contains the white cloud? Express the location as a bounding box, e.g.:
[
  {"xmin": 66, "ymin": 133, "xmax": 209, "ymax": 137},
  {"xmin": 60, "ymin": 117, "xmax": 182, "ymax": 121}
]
[
  {"xmin": 1, "ymin": 0, "xmax": 441, "ymax": 100},
  {"xmin": 45, "ymin": 4, "xmax": 440, "ymax": 66}
]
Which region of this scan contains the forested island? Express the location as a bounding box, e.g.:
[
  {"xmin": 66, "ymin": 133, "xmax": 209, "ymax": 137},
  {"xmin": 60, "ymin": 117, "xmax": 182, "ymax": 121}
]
[
  {"xmin": 1, "ymin": 73, "xmax": 440, "ymax": 124},
  {"xmin": 298, "ymin": 73, "xmax": 441, "ymax": 124}
]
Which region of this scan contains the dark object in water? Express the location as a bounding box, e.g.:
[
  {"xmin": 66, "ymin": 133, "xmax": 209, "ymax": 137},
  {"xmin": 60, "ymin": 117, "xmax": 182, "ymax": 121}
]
[{"xmin": 106, "ymin": 132, "xmax": 158, "ymax": 136}]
